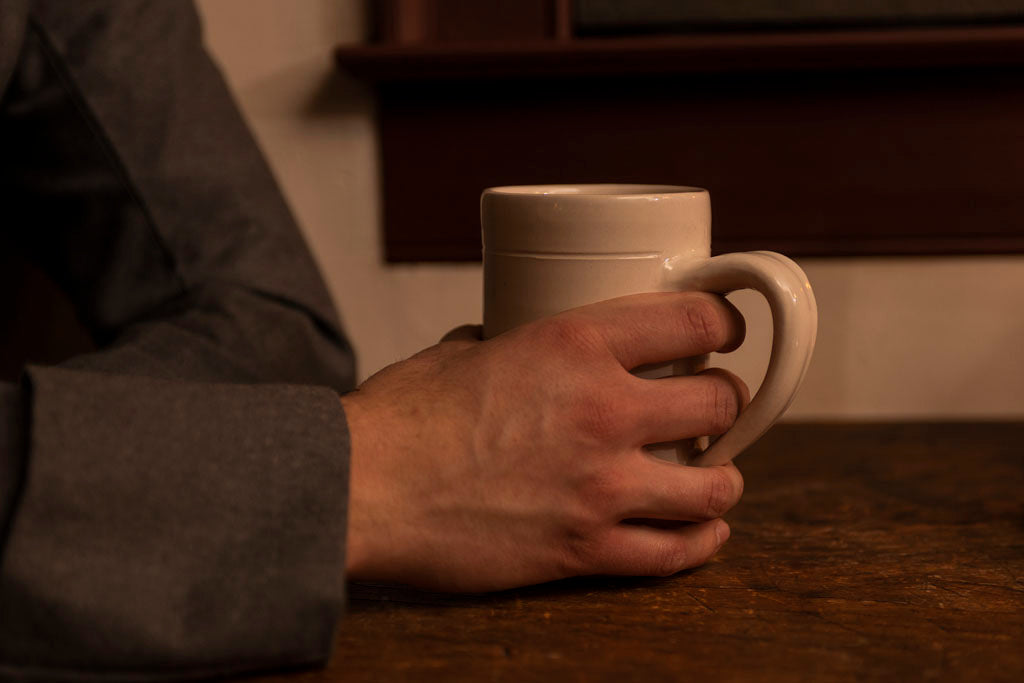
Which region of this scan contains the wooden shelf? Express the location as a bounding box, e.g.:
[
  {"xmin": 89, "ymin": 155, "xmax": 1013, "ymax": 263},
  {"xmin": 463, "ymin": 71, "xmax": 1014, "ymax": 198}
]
[
  {"xmin": 336, "ymin": 24, "xmax": 1024, "ymax": 82},
  {"xmin": 337, "ymin": 23, "xmax": 1024, "ymax": 262}
]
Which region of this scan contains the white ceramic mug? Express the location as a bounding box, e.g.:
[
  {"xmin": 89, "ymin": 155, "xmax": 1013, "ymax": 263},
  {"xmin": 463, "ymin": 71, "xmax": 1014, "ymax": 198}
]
[{"xmin": 481, "ymin": 184, "xmax": 817, "ymax": 467}]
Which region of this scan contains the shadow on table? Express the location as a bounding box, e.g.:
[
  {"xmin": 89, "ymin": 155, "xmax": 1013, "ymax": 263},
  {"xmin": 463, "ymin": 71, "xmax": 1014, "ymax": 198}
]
[{"xmin": 347, "ymin": 572, "xmax": 690, "ymax": 611}]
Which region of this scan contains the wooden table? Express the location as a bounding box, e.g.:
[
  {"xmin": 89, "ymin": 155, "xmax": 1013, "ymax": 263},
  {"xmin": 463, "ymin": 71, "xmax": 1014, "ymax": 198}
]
[{"xmin": 257, "ymin": 423, "xmax": 1024, "ymax": 682}]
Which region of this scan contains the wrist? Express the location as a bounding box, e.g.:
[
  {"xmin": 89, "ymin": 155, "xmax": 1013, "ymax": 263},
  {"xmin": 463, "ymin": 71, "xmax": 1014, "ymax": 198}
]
[{"xmin": 339, "ymin": 391, "xmax": 381, "ymax": 580}]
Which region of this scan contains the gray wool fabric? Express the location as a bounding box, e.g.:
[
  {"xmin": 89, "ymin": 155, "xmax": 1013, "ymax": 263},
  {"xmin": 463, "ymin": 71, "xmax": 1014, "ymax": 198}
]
[{"xmin": 0, "ymin": 1, "xmax": 358, "ymax": 680}]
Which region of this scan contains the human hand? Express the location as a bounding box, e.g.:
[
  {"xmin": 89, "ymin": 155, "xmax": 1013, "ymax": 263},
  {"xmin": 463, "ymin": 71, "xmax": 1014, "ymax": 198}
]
[{"xmin": 341, "ymin": 292, "xmax": 749, "ymax": 592}]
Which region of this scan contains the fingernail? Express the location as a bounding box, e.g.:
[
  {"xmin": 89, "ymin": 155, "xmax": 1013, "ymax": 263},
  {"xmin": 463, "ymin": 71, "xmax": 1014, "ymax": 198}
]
[{"xmin": 715, "ymin": 520, "xmax": 731, "ymax": 546}]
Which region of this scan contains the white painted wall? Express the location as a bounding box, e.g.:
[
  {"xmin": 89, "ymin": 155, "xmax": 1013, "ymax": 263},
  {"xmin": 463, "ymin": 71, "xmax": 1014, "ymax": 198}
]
[{"xmin": 196, "ymin": 0, "xmax": 1024, "ymax": 419}]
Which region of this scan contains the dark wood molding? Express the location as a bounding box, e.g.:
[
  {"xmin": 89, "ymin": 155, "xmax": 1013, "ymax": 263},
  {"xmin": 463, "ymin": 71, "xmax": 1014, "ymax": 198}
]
[
  {"xmin": 369, "ymin": 0, "xmax": 573, "ymax": 46},
  {"xmin": 338, "ymin": 22, "xmax": 1024, "ymax": 262},
  {"xmin": 337, "ymin": 24, "xmax": 1024, "ymax": 81}
]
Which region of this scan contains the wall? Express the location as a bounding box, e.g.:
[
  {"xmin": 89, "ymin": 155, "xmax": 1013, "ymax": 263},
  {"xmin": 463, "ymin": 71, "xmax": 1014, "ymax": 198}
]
[{"xmin": 195, "ymin": 0, "xmax": 1024, "ymax": 420}]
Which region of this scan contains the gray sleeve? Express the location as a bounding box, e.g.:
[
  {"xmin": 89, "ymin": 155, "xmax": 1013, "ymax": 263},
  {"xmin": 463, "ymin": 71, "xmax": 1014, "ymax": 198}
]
[
  {"xmin": 0, "ymin": 0, "xmax": 358, "ymax": 679},
  {"xmin": 0, "ymin": 369, "xmax": 350, "ymax": 681}
]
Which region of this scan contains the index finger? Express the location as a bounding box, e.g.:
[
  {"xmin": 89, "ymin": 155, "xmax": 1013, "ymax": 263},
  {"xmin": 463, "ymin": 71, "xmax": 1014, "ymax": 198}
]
[{"xmin": 573, "ymin": 292, "xmax": 745, "ymax": 370}]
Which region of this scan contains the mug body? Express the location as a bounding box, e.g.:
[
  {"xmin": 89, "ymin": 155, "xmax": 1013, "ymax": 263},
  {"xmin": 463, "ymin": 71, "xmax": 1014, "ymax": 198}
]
[
  {"xmin": 480, "ymin": 183, "xmax": 817, "ymax": 467},
  {"xmin": 482, "ymin": 184, "xmax": 711, "ymax": 337}
]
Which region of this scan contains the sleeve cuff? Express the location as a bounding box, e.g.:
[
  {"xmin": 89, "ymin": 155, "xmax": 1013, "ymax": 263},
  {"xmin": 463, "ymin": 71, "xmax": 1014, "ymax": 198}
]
[{"xmin": 0, "ymin": 365, "xmax": 350, "ymax": 680}]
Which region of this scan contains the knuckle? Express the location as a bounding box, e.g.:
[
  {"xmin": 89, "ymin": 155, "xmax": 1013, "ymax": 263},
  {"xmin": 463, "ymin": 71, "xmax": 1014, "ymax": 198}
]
[
  {"xmin": 703, "ymin": 468, "xmax": 738, "ymax": 519},
  {"xmin": 683, "ymin": 295, "xmax": 728, "ymax": 350},
  {"xmin": 560, "ymin": 471, "xmax": 625, "ymax": 574},
  {"xmin": 559, "ymin": 519, "xmax": 603, "ymax": 575},
  {"xmin": 538, "ymin": 315, "xmax": 605, "ymax": 356},
  {"xmin": 578, "ymin": 467, "xmax": 626, "ymax": 512},
  {"xmin": 559, "ymin": 537, "xmax": 588, "ymax": 575},
  {"xmin": 650, "ymin": 543, "xmax": 689, "ymax": 577},
  {"xmin": 576, "ymin": 391, "xmax": 629, "ymax": 442},
  {"xmin": 702, "ymin": 380, "xmax": 739, "ymax": 434}
]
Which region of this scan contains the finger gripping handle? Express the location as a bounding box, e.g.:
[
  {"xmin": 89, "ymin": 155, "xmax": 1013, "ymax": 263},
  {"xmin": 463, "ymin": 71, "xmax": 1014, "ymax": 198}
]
[{"xmin": 673, "ymin": 251, "xmax": 817, "ymax": 467}]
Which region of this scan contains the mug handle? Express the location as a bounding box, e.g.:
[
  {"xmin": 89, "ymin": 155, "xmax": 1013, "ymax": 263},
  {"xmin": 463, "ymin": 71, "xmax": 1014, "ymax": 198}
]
[{"xmin": 669, "ymin": 251, "xmax": 818, "ymax": 467}]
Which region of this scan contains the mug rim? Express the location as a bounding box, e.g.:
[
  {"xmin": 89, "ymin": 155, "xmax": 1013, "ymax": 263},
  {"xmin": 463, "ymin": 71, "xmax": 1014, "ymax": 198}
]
[{"xmin": 484, "ymin": 184, "xmax": 707, "ymax": 198}]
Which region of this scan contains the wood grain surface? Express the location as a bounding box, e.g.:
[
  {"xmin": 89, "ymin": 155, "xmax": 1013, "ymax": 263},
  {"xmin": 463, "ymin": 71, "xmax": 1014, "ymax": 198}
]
[
  {"xmin": 337, "ymin": 25, "xmax": 1024, "ymax": 262},
  {"xmin": 253, "ymin": 422, "xmax": 1024, "ymax": 682}
]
